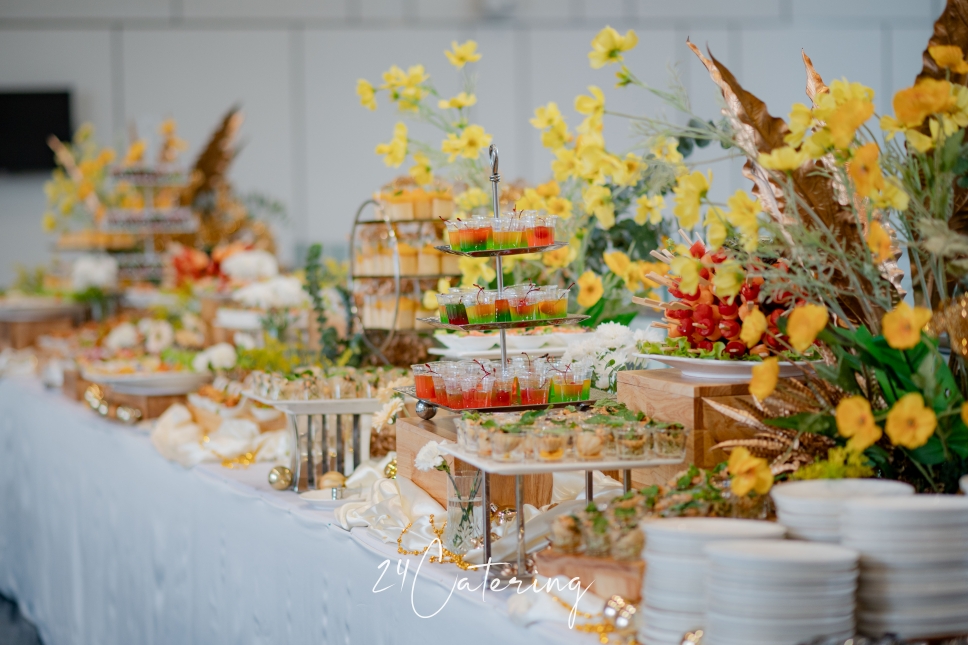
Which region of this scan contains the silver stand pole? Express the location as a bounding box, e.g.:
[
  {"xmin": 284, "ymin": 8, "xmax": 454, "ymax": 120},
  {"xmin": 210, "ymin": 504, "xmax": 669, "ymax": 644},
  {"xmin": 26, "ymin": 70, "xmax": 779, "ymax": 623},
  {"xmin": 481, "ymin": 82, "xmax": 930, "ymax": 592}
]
[
  {"xmin": 482, "ymin": 472, "xmax": 492, "ymax": 565},
  {"xmin": 306, "ymin": 415, "xmax": 316, "ymax": 489},
  {"xmin": 489, "ymin": 144, "xmax": 507, "ymax": 368},
  {"xmin": 623, "ymin": 470, "xmax": 632, "ymax": 494},
  {"xmin": 585, "ymin": 470, "xmax": 594, "ymax": 503},
  {"xmin": 515, "ymin": 474, "xmax": 531, "ymax": 581}
]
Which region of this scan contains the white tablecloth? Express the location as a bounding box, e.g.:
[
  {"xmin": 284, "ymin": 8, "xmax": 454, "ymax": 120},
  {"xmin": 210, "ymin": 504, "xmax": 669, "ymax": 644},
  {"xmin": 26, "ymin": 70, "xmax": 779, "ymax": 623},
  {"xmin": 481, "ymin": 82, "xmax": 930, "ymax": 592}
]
[{"xmin": 0, "ymin": 378, "xmax": 587, "ymax": 645}]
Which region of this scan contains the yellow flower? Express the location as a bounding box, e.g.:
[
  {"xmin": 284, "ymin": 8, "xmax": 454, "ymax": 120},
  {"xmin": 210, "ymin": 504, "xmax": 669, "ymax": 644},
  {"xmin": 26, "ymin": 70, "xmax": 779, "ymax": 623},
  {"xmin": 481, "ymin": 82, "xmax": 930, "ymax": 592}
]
[
  {"xmin": 962, "ymin": 401, "xmax": 968, "ymax": 427},
  {"xmin": 881, "ymin": 301, "xmax": 932, "ymax": 350},
  {"xmin": 627, "ymin": 261, "xmax": 667, "ymax": 293},
  {"xmin": 96, "ymin": 148, "xmax": 116, "ymax": 166},
  {"xmin": 829, "ymin": 79, "xmax": 875, "ymax": 105},
  {"xmin": 650, "ymin": 136, "xmax": 683, "ymax": 165},
  {"xmin": 576, "ymin": 271, "xmax": 604, "ymax": 308},
  {"xmin": 758, "ymin": 146, "xmax": 807, "ymax": 171},
  {"xmin": 705, "ymin": 206, "xmax": 728, "ymax": 250},
  {"xmin": 836, "ymin": 396, "xmax": 882, "ymax": 452},
  {"xmin": 848, "ymin": 142, "xmax": 884, "ymax": 199},
  {"xmin": 603, "ymin": 250, "xmax": 632, "ymax": 282},
  {"xmin": 381, "ymin": 64, "xmax": 428, "ymax": 90},
  {"xmin": 575, "ymin": 86, "xmax": 605, "ymax": 121},
  {"xmin": 545, "ymin": 196, "xmax": 573, "ymax": 219},
  {"xmin": 672, "ymin": 170, "xmax": 711, "ymax": 229},
  {"xmin": 541, "ymin": 121, "xmax": 571, "ymax": 149},
  {"xmin": 905, "ymin": 128, "xmax": 935, "ymax": 152},
  {"xmin": 750, "ymin": 357, "xmax": 780, "ymax": 401},
  {"xmin": 635, "ymin": 194, "xmax": 665, "ymax": 226},
  {"xmin": 726, "ymin": 190, "xmax": 762, "ymax": 252},
  {"xmin": 929, "ymin": 44, "xmax": 968, "ymax": 74},
  {"xmin": 41, "ymin": 212, "xmax": 57, "ymax": 232},
  {"xmin": 543, "ymin": 242, "xmax": 578, "ymax": 269},
  {"xmin": 712, "ymin": 261, "xmax": 745, "ymax": 301},
  {"xmin": 159, "ymin": 117, "xmax": 178, "ymax": 136},
  {"xmin": 441, "ymin": 124, "xmax": 492, "ymax": 162},
  {"xmin": 552, "ymin": 148, "xmax": 579, "ymax": 182},
  {"xmin": 357, "ymin": 79, "xmax": 377, "ymax": 110},
  {"xmin": 588, "ymin": 26, "xmax": 638, "ymax": 69},
  {"xmin": 582, "ymin": 184, "xmax": 615, "ymax": 229},
  {"xmin": 531, "ymin": 102, "xmax": 563, "ymax": 130},
  {"xmin": 459, "ymin": 256, "xmax": 495, "ymax": 287},
  {"xmin": 122, "ymin": 139, "xmax": 147, "ymax": 166},
  {"xmin": 885, "ymin": 392, "xmax": 937, "ymax": 449},
  {"xmin": 455, "ymin": 187, "xmax": 489, "ymax": 212},
  {"xmin": 802, "ymin": 128, "xmax": 833, "ymax": 159},
  {"xmin": 409, "ymin": 152, "xmax": 433, "ymax": 185},
  {"xmin": 444, "ymin": 40, "xmax": 481, "ymax": 68},
  {"xmin": 612, "ymin": 153, "xmax": 644, "ymax": 186},
  {"xmin": 867, "ymin": 220, "xmax": 892, "ymax": 263},
  {"xmin": 741, "ymin": 307, "xmax": 768, "ymax": 348},
  {"xmin": 515, "ymin": 188, "xmax": 545, "ymax": 211},
  {"xmin": 670, "ymin": 255, "xmax": 702, "ymax": 296},
  {"xmin": 438, "ymin": 92, "xmax": 477, "ymax": 110},
  {"xmin": 535, "ymin": 180, "xmax": 560, "ymax": 198},
  {"xmin": 787, "ymin": 304, "xmax": 829, "ymax": 353},
  {"xmin": 827, "ymin": 98, "xmax": 875, "ymax": 149},
  {"xmin": 784, "ymin": 102, "xmax": 814, "ymax": 146},
  {"xmin": 375, "ymin": 122, "xmax": 408, "ymax": 167},
  {"xmin": 893, "ymin": 78, "xmax": 955, "ymax": 128},
  {"xmin": 728, "ymin": 447, "xmax": 773, "ymax": 496}
]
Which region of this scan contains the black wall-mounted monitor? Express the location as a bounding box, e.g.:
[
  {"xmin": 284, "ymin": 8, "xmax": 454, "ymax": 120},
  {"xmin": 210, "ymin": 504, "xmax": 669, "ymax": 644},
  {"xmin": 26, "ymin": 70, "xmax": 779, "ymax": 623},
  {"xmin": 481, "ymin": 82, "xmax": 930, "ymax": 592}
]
[{"xmin": 0, "ymin": 91, "xmax": 72, "ymax": 172}]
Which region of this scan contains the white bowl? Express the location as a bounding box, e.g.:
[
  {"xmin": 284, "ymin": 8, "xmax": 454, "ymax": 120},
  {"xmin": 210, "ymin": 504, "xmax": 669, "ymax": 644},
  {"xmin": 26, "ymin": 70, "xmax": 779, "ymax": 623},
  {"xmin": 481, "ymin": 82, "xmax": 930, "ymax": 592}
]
[
  {"xmin": 704, "ymin": 540, "xmax": 859, "ymax": 573},
  {"xmin": 785, "ymin": 528, "xmax": 841, "ymax": 543},
  {"xmin": 708, "ymin": 569, "xmax": 858, "ymax": 592},
  {"xmin": 504, "ymin": 334, "xmax": 549, "ymax": 350},
  {"xmin": 433, "ymin": 333, "xmax": 498, "ymax": 351},
  {"xmin": 778, "ymin": 510, "xmax": 840, "ymax": 530},
  {"xmin": 643, "ymin": 518, "xmax": 785, "ymax": 556},
  {"xmin": 771, "ymin": 479, "xmax": 913, "ymax": 515},
  {"xmin": 843, "ymin": 495, "xmax": 968, "ymax": 527}
]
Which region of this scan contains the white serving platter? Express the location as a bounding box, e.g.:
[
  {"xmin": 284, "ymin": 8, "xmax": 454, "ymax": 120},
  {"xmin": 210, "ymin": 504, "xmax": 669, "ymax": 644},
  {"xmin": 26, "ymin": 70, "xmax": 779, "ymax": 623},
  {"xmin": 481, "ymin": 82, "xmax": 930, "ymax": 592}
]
[
  {"xmin": 243, "ymin": 390, "xmax": 383, "ymax": 415},
  {"xmin": 427, "ymin": 346, "xmax": 566, "ymax": 360},
  {"xmin": 81, "ymin": 369, "xmax": 212, "ymax": 395},
  {"xmin": 438, "ymin": 442, "xmax": 684, "ymax": 476},
  {"xmin": 633, "ymin": 353, "xmax": 808, "ymax": 381}
]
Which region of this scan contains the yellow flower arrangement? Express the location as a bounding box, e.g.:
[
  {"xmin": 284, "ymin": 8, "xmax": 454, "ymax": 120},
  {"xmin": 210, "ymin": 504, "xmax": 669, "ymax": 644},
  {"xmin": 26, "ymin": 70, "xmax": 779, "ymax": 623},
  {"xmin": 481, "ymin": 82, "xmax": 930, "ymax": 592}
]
[
  {"xmin": 375, "ymin": 123, "xmax": 408, "ymax": 167},
  {"xmin": 576, "ymin": 271, "xmax": 604, "ymax": 308},
  {"xmin": 587, "ymin": 26, "xmax": 638, "ymax": 69},
  {"xmin": 438, "ymin": 92, "xmax": 476, "ymax": 110},
  {"xmin": 757, "ymin": 146, "xmax": 807, "ymax": 171},
  {"xmin": 409, "ymin": 152, "xmax": 433, "ymax": 185},
  {"xmin": 749, "ymin": 357, "xmax": 779, "ymax": 401},
  {"xmin": 635, "ymin": 194, "xmax": 665, "ymax": 225},
  {"xmin": 728, "ymin": 447, "xmax": 773, "ymax": 496},
  {"xmin": 866, "ymin": 220, "xmax": 892, "ymax": 263},
  {"xmin": 836, "ymin": 396, "xmax": 882, "ymax": 452},
  {"xmin": 711, "ymin": 260, "xmax": 745, "ymax": 300},
  {"xmin": 582, "ymin": 184, "xmax": 615, "ymax": 229},
  {"xmin": 515, "ymin": 188, "xmax": 545, "ymax": 211},
  {"xmin": 740, "ymin": 308, "xmax": 767, "ymax": 348},
  {"xmin": 669, "ymin": 255, "xmax": 701, "ymax": 295},
  {"xmin": 881, "ymin": 301, "xmax": 932, "ymax": 350},
  {"xmin": 885, "ymin": 392, "xmax": 937, "ymax": 449},
  {"xmin": 444, "ymin": 40, "xmax": 481, "ymax": 69},
  {"xmin": 787, "ymin": 304, "xmax": 828, "ymax": 353},
  {"xmin": 458, "ymin": 257, "xmax": 495, "ymax": 288},
  {"xmin": 357, "ymin": 79, "xmax": 377, "ymax": 110},
  {"xmin": 929, "ymin": 44, "xmax": 968, "ymax": 73},
  {"xmin": 672, "ymin": 170, "xmax": 711, "ymax": 228},
  {"xmin": 441, "ymin": 124, "xmax": 492, "ymax": 162}
]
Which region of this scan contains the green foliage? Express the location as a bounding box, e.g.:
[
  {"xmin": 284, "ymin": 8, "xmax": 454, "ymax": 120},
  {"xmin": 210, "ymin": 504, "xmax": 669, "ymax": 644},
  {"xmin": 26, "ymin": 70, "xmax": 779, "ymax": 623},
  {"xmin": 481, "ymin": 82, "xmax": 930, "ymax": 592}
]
[
  {"xmin": 792, "ymin": 448, "xmax": 875, "ymax": 481},
  {"xmin": 12, "ymin": 265, "xmax": 48, "ymax": 294},
  {"xmin": 303, "ymin": 243, "xmax": 365, "ymax": 368}
]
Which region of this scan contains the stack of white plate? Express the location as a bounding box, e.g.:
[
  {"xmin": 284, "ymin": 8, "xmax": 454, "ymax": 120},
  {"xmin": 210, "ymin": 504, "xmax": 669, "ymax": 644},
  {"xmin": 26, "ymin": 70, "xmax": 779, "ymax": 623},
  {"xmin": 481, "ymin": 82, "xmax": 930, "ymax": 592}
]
[
  {"xmin": 640, "ymin": 518, "xmax": 786, "ymax": 645},
  {"xmin": 771, "ymin": 479, "xmax": 914, "ymax": 542},
  {"xmin": 842, "ymin": 495, "xmax": 968, "ymax": 639},
  {"xmin": 703, "ymin": 540, "xmax": 860, "ymax": 645}
]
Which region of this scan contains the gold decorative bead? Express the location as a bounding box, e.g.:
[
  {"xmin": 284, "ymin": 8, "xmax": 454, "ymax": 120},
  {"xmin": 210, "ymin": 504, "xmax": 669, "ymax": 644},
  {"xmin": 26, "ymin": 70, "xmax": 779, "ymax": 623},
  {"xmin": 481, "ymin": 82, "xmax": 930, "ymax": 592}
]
[
  {"xmin": 268, "ymin": 466, "xmax": 293, "ymax": 490},
  {"xmin": 384, "ymin": 457, "xmax": 397, "ymax": 479}
]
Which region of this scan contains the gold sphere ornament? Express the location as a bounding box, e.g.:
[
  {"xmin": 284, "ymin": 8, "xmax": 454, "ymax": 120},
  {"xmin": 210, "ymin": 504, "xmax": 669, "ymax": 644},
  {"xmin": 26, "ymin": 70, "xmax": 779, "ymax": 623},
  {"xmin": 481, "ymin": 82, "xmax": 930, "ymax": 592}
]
[
  {"xmin": 383, "ymin": 458, "xmax": 397, "ymax": 479},
  {"xmin": 268, "ymin": 465, "xmax": 293, "ymax": 490}
]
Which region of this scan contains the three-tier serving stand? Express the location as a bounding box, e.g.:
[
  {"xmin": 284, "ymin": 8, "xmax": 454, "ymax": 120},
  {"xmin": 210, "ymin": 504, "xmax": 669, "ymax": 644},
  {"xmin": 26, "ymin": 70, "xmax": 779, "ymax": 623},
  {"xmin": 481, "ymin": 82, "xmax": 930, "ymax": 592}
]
[{"xmin": 396, "ymin": 145, "xmax": 685, "ymax": 580}]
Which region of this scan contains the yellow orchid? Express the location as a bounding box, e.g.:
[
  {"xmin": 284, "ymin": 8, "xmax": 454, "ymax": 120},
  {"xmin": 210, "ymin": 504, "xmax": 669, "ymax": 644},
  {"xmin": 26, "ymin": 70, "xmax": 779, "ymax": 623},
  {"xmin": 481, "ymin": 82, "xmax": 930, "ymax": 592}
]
[
  {"xmin": 741, "ymin": 308, "xmax": 768, "ymax": 348},
  {"xmin": 375, "ymin": 122, "xmax": 408, "ymax": 167},
  {"xmin": 848, "ymin": 142, "xmax": 884, "ymax": 198},
  {"xmin": 515, "ymin": 188, "xmax": 546, "ymax": 211},
  {"xmin": 603, "ymin": 250, "xmax": 632, "ymax": 282},
  {"xmin": 836, "ymin": 396, "xmax": 882, "ymax": 452},
  {"xmin": 530, "ymin": 102, "xmax": 564, "ymax": 130},
  {"xmin": 670, "ymin": 255, "xmax": 702, "ymax": 296},
  {"xmin": 541, "ymin": 121, "xmax": 571, "ymax": 149},
  {"xmin": 705, "ymin": 206, "xmax": 728, "ymax": 250},
  {"xmin": 587, "ymin": 26, "xmax": 638, "ymax": 69},
  {"xmin": 650, "ymin": 136, "xmax": 683, "ymax": 165},
  {"xmin": 635, "ymin": 194, "xmax": 665, "ymax": 226},
  {"xmin": 712, "ymin": 260, "xmax": 745, "ymax": 301},
  {"xmin": 444, "ymin": 40, "xmax": 481, "ymax": 69},
  {"xmin": 542, "ymin": 242, "xmax": 578, "ymax": 269},
  {"xmin": 552, "ymin": 148, "xmax": 579, "ymax": 183},
  {"xmin": 582, "ymin": 184, "xmax": 615, "ymax": 229},
  {"xmin": 535, "ymin": 180, "xmax": 560, "ymax": 198},
  {"xmin": 829, "ymin": 78, "xmax": 875, "ymax": 105},
  {"xmin": 885, "ymin": 393, "xmax": 937, "ymax": 449},
  {"xmin": 459, "ymin": 256, "xmax": 496, "ymax": 287},
  {"xmin": 612, "ymin": 152, "xmax": 644, "ymax": 186},
  {"xmin": 726, "ymin": 190, "xmax": 762, "ymax": 252},
  {"xmin": 545, "ymin": 196, "xmax": 573, "ymax": 219},
  {"xmin": 867, "ymin": 220, "xmax": 892, "ymax": 263},
  {"xmin": 787, "ymin": 304, "xmax": 829, "ymax": 353},
  {"xmin": 357, "ymin": 79, "xmax": 377, "ymax": 110},
  {"xmin": 441, "ymin": 124, "xmax": 492, "ymax": 162},
  {"xmin": 409, "ymin": 152, "xmax": 433, "ymax": 185},
  {"xmin": 576, "ymin": 271, "xmax": 604, "ymax": 308},
  {"xmin": 672, "ymin": 170, "xmax": 711, "ymax": 229},
  {"xmin": 575, "ymin": 86, "xmax": 605, "ymax": 121},
  {"xmin": 455, "ymin": 187, "xmax": 489, "ymax": 212},
  {"xmin": 784, "ymin": 102, "xmax": 814, "ymax": 146},
  {"xmin": 728, "ymin": 447, "xmax": 773, "ymax": 496},
  {"xmin": 930, "ymin": 44, "xmax": 968, "ymax": 74},
  {"xmin": 750, "ymin": 357, "xmax": 780, "ymax": 401},
  {"xmin": 881, "ymin": 301, "xmax": 932, "ymax": 350},
  {"xmin": 892, "ymin": 78, "xmax": 954, "ymax": 129},
  {"xmin": 438, "ymin": 92, "xmax": 477, "ymax": 110},
  {"xmin": 758, "ymin": 146, "xmax": 807, "ymax": 171}
]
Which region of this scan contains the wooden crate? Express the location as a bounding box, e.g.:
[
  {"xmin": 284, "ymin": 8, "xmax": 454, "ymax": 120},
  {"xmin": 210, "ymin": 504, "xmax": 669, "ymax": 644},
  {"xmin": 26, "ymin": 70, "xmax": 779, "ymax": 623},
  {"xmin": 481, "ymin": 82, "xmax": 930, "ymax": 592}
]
[
  {"xmin": 533, "ymin": 548, "xmax": 645, "ymax": 604},
  {"xmin": 617, "ymin": 368, "xmax": 754, "ymax": 471},
  {"xmin": 103, "ymin": 389, "xmax": 187, "ymax": 420},
  {"xmin": 395, "ymin": 415, "xmax": 553, "ymax": 509},
  {"xmin": 0, "ymin": 317, "xmax": 75, "ymax": 349}
]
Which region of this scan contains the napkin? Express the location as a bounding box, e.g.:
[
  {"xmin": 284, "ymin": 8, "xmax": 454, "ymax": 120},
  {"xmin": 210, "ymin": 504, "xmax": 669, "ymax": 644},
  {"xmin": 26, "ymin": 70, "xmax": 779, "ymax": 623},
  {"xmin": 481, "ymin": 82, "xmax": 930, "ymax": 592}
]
[{"xmin": 335, "ymin": 476, "xmax": 446, "ymax": 551}]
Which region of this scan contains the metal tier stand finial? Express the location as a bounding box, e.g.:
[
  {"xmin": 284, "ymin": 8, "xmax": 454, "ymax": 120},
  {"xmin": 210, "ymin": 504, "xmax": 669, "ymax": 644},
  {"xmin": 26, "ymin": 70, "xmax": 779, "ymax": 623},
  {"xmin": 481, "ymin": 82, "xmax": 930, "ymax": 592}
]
[{"xmin": 489, "ymin": 144, "xmax": 507, "ymax": 369}]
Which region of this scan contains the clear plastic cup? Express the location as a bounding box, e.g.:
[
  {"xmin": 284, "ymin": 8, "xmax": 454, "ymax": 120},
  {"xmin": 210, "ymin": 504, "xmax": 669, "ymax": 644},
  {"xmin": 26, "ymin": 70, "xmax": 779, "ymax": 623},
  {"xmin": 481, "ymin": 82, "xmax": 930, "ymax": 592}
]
[
  {"xmin": 613, "ymin": 424, "xmax": 652, "ymax": 460},
  {"xmin": 532, "ymin": 426, "xmax": 571, "ymax": 462}
]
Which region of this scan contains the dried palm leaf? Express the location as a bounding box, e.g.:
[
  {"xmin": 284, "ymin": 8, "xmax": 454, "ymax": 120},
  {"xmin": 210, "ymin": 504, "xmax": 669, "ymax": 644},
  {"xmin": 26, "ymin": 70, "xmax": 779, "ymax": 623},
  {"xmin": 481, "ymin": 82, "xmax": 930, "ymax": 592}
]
[
  {"xmin": 705, "ymin": 399, "xmax": 775, "ymax": 433},
  {"xmin": 801, "ymin": 50, "xmax": 829, "ymax": 103}
]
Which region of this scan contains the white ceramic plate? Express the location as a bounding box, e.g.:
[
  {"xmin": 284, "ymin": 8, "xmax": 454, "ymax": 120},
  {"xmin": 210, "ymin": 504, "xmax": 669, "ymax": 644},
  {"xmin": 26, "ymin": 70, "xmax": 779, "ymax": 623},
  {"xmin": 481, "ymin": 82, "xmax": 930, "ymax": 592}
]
[
  {"xmin": 633, "ymin": 353, "xmax": 807, "ymax": 381},
  {"xmin": 544, "ymin": 330, "xmax": 591, "ymax": 347},
  {"xmin": 771, "ymin": 479, "xmax": 914, "ymax": 515},
  {"xmin": 705, "ymin": 540, "xmax": 859, "ymax": 572},
  {"xmin": 843, "ymin": 494, "xmax": 968, "ymax": 524},
  {"xmin": 82, "ymin": 369, "xmax": 211, "ymax": 395},
  {"xmin": 643, "ymin": 518, "xmax": 786, "ymax": 556},
  {"xmin": 641, "ymin": 607, "xmax": 704, "ymax": 634},
  {"xmin": 299, "ymin": 488, "xmax": 363, "ymax": 508},
  {"xmin": 432, "ymin": 332, "xmax": 498, "ymax": 351}
]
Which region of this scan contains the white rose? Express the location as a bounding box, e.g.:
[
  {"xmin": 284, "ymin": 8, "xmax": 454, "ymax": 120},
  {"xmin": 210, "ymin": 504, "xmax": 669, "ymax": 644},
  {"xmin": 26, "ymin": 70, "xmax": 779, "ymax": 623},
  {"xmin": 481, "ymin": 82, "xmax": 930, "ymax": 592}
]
[
  {"xmin": 233, "ymin": 276, "xmax": 309, "ymax": 310},
  {"xmin": 414, "ymin": 440, "xmax": 445, "ymax": 472},
  {"xmin": 143, "ymin": 320, "xmax": 175, "ymax": 354},
  {"xmin": 221, "ymin": 250, "xmax": 278, "ymax": 282},
  {"xmin": 71, "ymin": 255, "xmax": 118, "ymax": 292},
  {"xmin": 104, "ymin": 322, "xmax": 139, "ymax": 350},
  {"xmin": 192, "ymin": 342, "xmax": 237, "ymax": 372}
]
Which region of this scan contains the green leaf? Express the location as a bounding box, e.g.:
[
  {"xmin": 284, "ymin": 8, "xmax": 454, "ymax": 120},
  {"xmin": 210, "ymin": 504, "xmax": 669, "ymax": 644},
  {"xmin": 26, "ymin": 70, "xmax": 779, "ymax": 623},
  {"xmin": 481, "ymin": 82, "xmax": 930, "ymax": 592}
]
[
  {"xmin": 910, "ymin": 436, "xmax": 947, "ymax": 465},
  {"xmin": 764, "ymin": 412, "xmax": 837, "ymax": 437},
  {"xmin": 947, "ymin": 417, "xmax": 968, "ymax": 459}
]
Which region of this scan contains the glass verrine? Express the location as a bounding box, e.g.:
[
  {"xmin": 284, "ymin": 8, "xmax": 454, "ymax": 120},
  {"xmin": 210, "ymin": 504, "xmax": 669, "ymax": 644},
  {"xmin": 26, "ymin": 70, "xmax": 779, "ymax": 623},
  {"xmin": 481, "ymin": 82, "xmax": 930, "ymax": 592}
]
[
  {"xmin": 490, "ymin": 426, "xmax": 526, "ymax": 462},
  {"xmin": 532, "ymin": 425, "xmax": 571, "ymax": 462},
  {"xmin": 652, "ymin": 423, "xmax": 689, "ymax": 459},
  {"xmin": 412, "ymin": 364, "xmax": 436, "ymax": 402},
  {"xmin": 613, "ymin": 424, "xmax": 652, "ymax": 460}
]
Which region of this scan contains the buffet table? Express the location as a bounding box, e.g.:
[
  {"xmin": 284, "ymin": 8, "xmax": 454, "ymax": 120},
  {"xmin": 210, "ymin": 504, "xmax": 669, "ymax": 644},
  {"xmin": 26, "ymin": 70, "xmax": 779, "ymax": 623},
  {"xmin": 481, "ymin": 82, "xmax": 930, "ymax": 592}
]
[{"xmin": 0, "ymin": 378, "xmax": 576, "ymax": 645}]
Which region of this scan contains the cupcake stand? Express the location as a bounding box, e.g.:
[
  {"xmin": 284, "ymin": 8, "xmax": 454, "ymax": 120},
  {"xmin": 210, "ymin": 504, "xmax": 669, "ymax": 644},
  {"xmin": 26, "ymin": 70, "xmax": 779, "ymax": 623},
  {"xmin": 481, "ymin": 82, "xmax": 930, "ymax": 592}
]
[{"xmin": 397, "ymin": 146, "xmax": 687, "ymax": 580}]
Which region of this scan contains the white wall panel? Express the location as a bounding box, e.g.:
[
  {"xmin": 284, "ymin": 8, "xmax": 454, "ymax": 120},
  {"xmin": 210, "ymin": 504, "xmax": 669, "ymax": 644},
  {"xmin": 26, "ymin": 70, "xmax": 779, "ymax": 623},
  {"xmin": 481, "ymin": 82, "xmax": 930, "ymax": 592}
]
[
  {"xmin": 0, "ymin": 0, "xmax": 168, "ymax": 20},
  {"xmin": 183, "ymin": 0, "xmax": 348, "ymax": 20},
  {"xmin": 121, "ymin": 29, "xmax": 295, "ymax": 263}
]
